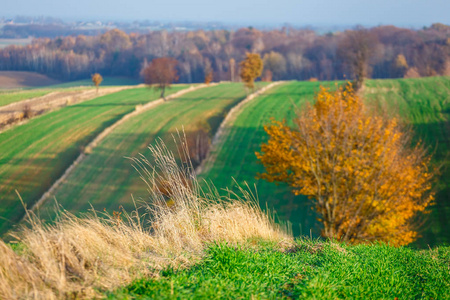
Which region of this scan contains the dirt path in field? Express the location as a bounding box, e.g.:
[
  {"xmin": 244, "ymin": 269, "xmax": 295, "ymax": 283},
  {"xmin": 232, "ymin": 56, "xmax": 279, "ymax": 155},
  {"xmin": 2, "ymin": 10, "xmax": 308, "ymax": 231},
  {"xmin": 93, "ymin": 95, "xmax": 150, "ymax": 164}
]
[
  {"xmin": 195, "ymin": 81, "xmax": 285, "ymax": 175},
  {"xmin": 0, "ymin": 85, "xmax": 142, "ymax": 131},
  {"xmin": 27, "ymin": 83, "xmax": 214, "ymax": 215}
]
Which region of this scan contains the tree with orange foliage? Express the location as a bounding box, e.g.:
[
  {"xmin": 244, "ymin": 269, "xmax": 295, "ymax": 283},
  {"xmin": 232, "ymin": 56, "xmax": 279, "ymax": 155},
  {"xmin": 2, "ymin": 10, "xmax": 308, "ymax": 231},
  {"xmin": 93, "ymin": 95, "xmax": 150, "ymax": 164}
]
[
  {"xmin": 204, "ymin": 58, "xmax": 213, "ymax": 84},
  {"xmin": 256, "ymin": 84, "xmax": 435, "ymax": 245},
  {"xmin": 240, "ymin": 53, "xmax": 263, "ymax": 89},
  {"xmin": 91, "ymin": 73, "xmax": 103, "ymax": 93},
  {"xmin": 204, "ymin": 71, "xmax": 213, "ymax": 85},
  {"xmin": 141, "ymin": 57, "xmax": 179, "ymax": 100}
]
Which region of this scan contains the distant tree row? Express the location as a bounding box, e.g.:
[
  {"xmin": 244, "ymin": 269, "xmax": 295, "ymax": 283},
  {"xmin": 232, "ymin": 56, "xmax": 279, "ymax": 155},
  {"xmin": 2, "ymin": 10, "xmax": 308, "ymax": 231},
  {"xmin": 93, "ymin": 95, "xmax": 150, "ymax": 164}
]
[{"xmin": 0, "ymin": 24, "xmax": 449, "ymax": 82}]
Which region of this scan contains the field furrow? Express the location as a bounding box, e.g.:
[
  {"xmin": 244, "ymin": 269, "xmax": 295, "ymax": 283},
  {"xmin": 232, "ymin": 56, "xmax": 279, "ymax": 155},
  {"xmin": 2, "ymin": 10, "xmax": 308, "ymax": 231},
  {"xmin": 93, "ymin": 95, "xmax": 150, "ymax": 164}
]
[
  {"xmin": 199, "ymin": 77, "xmax": 450, "ymax": 246},
  {"xmin": 37, "ymin": 83, "xmax": 267, "ymax": 216},
  {"xmin": 199, "ymin": 81, "xmax": 325, "ymax": 236},
  {"xmin": 0, "ymin": 86, "xmax": 187, "ymax": 234}
]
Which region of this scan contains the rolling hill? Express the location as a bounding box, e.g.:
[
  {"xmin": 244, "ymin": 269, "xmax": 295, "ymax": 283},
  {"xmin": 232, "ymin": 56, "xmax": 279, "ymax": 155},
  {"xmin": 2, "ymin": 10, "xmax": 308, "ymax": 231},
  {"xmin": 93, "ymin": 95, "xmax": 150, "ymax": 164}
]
[
  {"xmin": 38, "ymin": 83, "xmax": 267, "ymax": 215},
  {"xmin": 199, "ymin": 77, "xmax": 450, "ymax": 246},
  {"xmin": 0, "ymin": 85, "xmax": 187, "ymax": 234}
]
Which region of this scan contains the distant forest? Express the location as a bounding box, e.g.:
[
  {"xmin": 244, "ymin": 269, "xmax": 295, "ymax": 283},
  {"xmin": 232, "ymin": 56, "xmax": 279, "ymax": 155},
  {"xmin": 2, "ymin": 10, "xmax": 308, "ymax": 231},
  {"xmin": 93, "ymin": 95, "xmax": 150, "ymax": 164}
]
[{"xmin": 0, "ymin": 23, "xmax": 449, "ymax": 83}]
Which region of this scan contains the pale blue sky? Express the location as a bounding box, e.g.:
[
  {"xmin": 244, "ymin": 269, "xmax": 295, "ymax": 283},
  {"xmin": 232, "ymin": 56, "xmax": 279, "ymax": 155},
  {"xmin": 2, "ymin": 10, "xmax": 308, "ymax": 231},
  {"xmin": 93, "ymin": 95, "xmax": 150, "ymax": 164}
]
[{"xmin": 3, "ymin": 0, "xmax": 449, "ymax": 27}]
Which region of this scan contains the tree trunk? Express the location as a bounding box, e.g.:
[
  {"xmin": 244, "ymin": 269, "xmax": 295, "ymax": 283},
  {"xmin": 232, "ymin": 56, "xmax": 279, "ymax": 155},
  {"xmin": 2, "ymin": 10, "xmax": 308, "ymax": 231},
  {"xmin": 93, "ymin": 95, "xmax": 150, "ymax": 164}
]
[{"xmin": 160, "ymin": 86, "xmax": 166, "ymax": 101}]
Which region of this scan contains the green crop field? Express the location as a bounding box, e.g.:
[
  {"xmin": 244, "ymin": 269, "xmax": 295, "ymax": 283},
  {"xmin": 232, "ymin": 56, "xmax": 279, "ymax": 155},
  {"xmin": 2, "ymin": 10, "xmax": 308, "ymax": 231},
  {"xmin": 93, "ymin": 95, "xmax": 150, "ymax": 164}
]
[
  {"xmin": 199, "ymin": 77, "xmax": 450, "ymax": 246},
  {"xmin": 47, "ymin": 76, "xmax": 141, "ymax": 88},
  {"xmin": 0, "ymin": 76, "xmax": 139, "ymax": 107},
  {"xmin": 364, "ymin": 76, "xmax": 450, "ymax": 246},
  {"xmin": 0, "ymin": 86, "xmax": 186, "ymax": 234},
  {"xmin": 199, "ymin": 81, "xmax": 325, "ymax": 237},
  {"xmin": 0, "ymin": 90, "xmax": 53, "ymax": 107},
  {"xmin": 39, "ymin": 83, "xmax": 267, "ymax": 216}
]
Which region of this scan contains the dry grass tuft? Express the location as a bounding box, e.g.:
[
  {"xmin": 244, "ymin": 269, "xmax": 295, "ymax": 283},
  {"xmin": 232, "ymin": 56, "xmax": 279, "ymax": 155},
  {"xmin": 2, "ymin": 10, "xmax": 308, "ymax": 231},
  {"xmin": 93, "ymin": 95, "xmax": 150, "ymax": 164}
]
[{"xmin": 0, "ymin": 136, "xmax": 290, "ymax": 299}]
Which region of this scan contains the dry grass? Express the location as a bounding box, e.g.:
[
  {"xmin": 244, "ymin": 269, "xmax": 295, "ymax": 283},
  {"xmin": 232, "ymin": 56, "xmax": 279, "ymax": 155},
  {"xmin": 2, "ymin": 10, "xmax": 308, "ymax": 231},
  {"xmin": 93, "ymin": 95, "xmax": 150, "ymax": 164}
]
[{"xmin": 0, "ymin": 136, "xmax": 290, "ymax": 299}]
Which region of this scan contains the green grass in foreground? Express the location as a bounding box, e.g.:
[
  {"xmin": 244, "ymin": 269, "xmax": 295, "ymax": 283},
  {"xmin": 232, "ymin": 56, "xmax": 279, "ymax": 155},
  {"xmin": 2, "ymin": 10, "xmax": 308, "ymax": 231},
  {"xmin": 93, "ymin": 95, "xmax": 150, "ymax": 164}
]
[
  {"xmin": 40, "ymin": 83, "xmax": 267, "ymax": 215},
  {"xmin": 109, "ymin": 240, "xmax": 450, "ymax": 299},
  {"xmin": 0, "ymin": 86, "xmax": 186, "ymax": 235}
]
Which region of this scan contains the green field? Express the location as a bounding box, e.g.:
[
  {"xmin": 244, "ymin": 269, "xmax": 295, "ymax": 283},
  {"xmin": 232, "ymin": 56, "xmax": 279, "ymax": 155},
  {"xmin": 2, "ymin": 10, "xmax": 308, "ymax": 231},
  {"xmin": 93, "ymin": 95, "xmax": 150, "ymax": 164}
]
[
  {"xmin": 47, "ymin": 76, "xmax": 141, "ymax": 88},
  {"xmin": 0, "ymin": 90, "xmax": 53, "ymax": 107},
  {"xmin": 0, "ymin": 76, "xmax": 139, "ymax": 107},
  {"xmin": 39, "ymin": 83, "xmax": 265, "ymax": 215},
  {"xmin": 199, "ymin": 81, "xmax": 325, "ymax": 237},
  {"xmin": 199, "ymin": 77, "xmax": 450, "ymax": 246},
  {"xmin": 364, "ymin": 76, "xmax": 450, "ymax": 246},
  {"xmin": 0, "ymin": 86, "xmax": 186, "ymax": 234},
  {"xmin": 109, "ymin": 240, "xmax": 450, "ymax": 299}
]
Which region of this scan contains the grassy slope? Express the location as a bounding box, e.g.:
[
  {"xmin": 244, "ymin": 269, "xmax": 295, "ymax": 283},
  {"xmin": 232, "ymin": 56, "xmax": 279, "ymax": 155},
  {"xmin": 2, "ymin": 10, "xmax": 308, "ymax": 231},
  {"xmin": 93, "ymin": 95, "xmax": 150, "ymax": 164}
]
[
  {"xmin": 199, "ymin": 77, "xmax": 450, "ymax": 246},
  {"xmin": 0, "ymin": 76, "xmax": 139, "ymax": 107},
  {"xmin": 109, "ymin": 241, "xmax": 450, "ymax": 299},
  {"xmin": 40, "ymin": 83, "xmax": 264, "ymax": 215},
  {"xmin": 199, "ymin": 81, "xmax": 325, "ymax": 237},
  {"xmin": 0, "ymin": 90, "xmax": 53, "ymax": 107},
  {"xmin": 364, "ymin": 76, "xmax": 450, "ymax": 247},
  {"xmin": 0, "ymin": 86, "xmax": 185, "ymax": 234}
]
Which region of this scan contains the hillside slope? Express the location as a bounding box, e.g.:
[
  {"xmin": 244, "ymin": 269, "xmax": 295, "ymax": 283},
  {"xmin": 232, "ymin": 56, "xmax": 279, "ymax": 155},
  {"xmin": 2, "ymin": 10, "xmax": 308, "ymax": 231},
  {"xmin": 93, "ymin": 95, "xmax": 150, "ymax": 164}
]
[
  {"xmin": 199, "ymin": 77, "xmax": 450, "ymax": 246},
  {"xmin": 0, "ymin": 86, "xmax": 186, "ymax": 234},
  {"xmin": 364, "ymin": 76, "xmax": 450, "ymax": 246},
  {"xmin": 39, "ymin": 83, "xmax": 267, "ymax": 215}
]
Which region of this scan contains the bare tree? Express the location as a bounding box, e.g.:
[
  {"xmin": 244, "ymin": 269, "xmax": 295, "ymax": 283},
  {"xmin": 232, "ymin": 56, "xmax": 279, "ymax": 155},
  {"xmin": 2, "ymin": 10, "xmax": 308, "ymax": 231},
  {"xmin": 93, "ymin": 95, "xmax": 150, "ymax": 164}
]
[{"xmin": 141, "ymin": 57, "xmax": 179, "ymax": 100}]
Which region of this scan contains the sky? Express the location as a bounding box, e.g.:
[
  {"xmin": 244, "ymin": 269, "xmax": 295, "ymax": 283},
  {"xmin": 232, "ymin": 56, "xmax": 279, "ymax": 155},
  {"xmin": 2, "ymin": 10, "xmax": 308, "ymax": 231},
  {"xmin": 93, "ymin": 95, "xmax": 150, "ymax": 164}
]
[{"xmin": 2, "ymin": 0, "xmax": 450, "ymax": 27}]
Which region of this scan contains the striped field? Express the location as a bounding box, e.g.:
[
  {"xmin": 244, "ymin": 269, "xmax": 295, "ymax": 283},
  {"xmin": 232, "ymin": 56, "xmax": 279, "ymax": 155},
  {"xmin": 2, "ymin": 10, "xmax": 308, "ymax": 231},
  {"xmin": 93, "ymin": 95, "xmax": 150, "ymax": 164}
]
[
  {"xmin": 0, "ymin": 86, "xmax": 186, "ymax": 234},
  {"xmin": 38, "ymin": 83, "xmax": 265, "ymax": 216}
]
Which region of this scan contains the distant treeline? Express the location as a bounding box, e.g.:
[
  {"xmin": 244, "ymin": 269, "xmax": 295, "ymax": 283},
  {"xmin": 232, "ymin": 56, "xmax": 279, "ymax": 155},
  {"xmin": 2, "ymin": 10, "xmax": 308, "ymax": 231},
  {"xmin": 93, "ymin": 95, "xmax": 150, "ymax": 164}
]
[{"xmin": 0, "ymin": 23, "xmax": 449, "ymax": 82}]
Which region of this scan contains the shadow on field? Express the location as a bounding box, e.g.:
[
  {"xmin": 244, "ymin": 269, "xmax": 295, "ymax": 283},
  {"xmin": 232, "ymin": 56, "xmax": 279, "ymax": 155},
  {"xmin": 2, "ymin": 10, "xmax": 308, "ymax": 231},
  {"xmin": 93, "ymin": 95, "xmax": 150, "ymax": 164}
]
[{"xmin": 405, "ymin": 120, "xmax": 450, "ymax": 247}]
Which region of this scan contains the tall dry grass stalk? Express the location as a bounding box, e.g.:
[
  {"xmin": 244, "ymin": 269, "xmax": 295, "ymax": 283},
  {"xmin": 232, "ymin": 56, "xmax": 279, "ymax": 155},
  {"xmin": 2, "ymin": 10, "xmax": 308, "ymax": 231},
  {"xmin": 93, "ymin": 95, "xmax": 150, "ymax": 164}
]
[{"xmin": 0, "ymin": 136, "xmax": 290, "ymax": 299}]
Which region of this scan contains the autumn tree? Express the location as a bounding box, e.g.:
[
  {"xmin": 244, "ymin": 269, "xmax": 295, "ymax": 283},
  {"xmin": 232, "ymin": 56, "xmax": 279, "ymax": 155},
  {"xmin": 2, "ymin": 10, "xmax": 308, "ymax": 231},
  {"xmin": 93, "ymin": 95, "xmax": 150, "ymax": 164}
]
[
  {"xmin": 392, "ymin": 54, "xmax": 409, "ymax": 78},
  {"xmin": 204, "ymin": 58, "xmax": 213, "ymax": 84},
  {"xmin": 91, "ymin": 73, "xmax": 103, "ymax": 93},
  {"xmin": 256, "ymin": 84, "xmax": 434, "ymax": 246},
  {"xmin": 240, "ymin": 53, "xmax": 263, "ymax": 89},
  {"xmin": 141, "ymin": 57, "xmax": 179, "ymax": 100}
]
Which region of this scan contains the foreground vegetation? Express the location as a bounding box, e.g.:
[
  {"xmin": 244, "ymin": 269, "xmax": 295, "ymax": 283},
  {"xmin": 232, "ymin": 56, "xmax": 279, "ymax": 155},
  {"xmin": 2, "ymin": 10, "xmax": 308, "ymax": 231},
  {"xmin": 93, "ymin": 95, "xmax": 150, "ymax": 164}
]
[
  {"xmin": 110, "ymin": 240, "xmax": 450, "ymax": 299},
  {"xmin": 0, "ymin": 142, "xmax": 286, "ymax": 299},
  {"xmin": 0, "ymin": 86, "xmax": 186, "ymax": 234}
]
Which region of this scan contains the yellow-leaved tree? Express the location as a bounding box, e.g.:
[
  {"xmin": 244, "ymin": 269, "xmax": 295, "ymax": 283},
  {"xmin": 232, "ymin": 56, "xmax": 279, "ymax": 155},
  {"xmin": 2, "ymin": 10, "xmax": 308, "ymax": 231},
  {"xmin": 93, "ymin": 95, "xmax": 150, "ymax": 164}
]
[
  {"xmin": 240, "ymin": 53, "xmax": 263, "ymax": 89},
  {"xmin": 91, "ymin": 73, "xmax": 103, "ymax": 93},
  {"xmin": 256, "ymin": 84, "xmax": 435, "ymax": 245}
]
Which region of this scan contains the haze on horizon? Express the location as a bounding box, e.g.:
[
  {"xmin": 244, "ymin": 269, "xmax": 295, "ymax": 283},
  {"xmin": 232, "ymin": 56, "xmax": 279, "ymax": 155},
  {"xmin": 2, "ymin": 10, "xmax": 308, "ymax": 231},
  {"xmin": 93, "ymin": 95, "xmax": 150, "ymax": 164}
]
[{"xmin": 2, "ymin": 0, "xmax": 450, "ymax": 27}]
